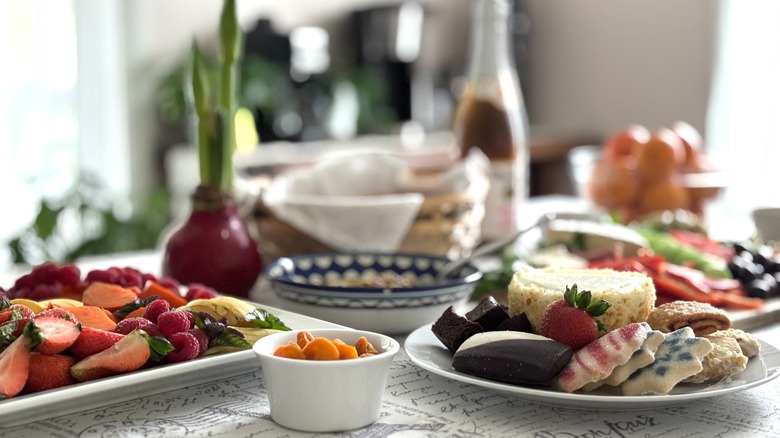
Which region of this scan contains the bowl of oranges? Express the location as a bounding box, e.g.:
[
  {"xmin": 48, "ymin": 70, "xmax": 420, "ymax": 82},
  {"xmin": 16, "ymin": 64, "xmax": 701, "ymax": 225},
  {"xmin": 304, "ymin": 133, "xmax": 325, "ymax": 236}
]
[{"xmin": 586, "ymin": 121, "xmax": 724, "ymax": 224}]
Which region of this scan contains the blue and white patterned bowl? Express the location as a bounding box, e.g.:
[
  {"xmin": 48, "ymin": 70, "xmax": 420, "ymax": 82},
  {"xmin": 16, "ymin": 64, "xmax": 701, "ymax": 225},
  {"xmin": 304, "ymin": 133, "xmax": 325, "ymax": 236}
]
[{"xmin": 264, "ymin": 252, "xmax": 482, "ymax": 334}]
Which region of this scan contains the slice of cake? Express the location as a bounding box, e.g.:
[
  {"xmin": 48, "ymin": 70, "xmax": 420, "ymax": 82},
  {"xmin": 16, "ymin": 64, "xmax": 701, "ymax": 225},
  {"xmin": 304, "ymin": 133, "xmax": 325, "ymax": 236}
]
[{"xmin": 508, "ymin": 266, "xmax": 656, "ymax": 334}]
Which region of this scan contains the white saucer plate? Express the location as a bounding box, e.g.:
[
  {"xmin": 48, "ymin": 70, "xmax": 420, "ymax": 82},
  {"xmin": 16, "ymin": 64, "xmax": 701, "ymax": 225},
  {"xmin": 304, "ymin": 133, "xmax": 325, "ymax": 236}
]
[{"xmin": 404, "ymin": 325, "xmax": 780, "ymax": 410}]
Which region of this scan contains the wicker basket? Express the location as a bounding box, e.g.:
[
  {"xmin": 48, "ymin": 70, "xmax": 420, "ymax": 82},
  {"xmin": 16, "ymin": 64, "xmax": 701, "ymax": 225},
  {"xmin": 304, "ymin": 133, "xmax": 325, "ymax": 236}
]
[{"xmin": 247, "ymin": 181, "xmax": 487, "ymax": 263}]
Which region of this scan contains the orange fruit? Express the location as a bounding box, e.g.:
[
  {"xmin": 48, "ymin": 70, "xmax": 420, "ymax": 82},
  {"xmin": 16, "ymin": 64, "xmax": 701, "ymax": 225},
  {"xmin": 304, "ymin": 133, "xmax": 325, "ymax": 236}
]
[
  {"xmin": 602, "ymin": 124, "xmax": 651, "ymax": 162},
  {"xmin": 635, "ymin": 128, "xmax": 685, "ymax": 182},
  {"xmin": 638, "ymin": 175, "xmax": 689, "ymax": 213},
  {"xmin": 587, "ymin": 156, "xmax": 639, "ymax": 210},
  {"xmin": 671, "ymin": 121, "xmax": 703, "ymax": 167}
]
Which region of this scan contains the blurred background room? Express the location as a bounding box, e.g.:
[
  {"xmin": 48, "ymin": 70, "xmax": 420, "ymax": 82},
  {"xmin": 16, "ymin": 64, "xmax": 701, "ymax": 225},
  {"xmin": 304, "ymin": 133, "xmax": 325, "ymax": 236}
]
[{"xmin": 1, "ymin": 0, "xmax": 778, "ymax": 271}]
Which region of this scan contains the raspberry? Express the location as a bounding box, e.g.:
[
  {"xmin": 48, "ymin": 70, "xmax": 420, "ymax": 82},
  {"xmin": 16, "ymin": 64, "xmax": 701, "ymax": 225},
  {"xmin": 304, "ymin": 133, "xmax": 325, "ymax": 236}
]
[
  {"xmin": 32, "ymin": 263, "xmax": 59, "ymax": 284},
  {"xmin": 56, "ymin": 264, "xmax": 81, "ymax": 286},
  {"xmin": 86, "ymin": 269, "xmax": 119, "ymax": 285},
  {"xmin": 119, "ymin": 267, "xmax": 144, "ymax": 288},
  {"xmin": 185, "ymin": 284, "xmax": 218, "ymax": 301},
  {"xmin": 115, "ymin": 317, "xmax": 161, "ymax": 337},
  {"xmin": 13, "ymin": 272, "xmax": 35, "ymax": 291},
  {"xmin": 26, "ymin": 284, "xmax": 61, "ymax": 301},
  {"xmin": 156, "ymin": 278, "xmax": 181, "ymax": 295},
  {"xmin": 188, "ymin": 328, "xmax": 209, "ymax": 356},
  {"xmin": 166, "ymin": 331, "xmax": 200, "ymax": 362},
  {"xmin": 142, "ymin": 299, "xmax": 171, "ymax": 324},
  {"xmin": 157, "ymin": 311, "xmax": 192, "ymax": 338}
]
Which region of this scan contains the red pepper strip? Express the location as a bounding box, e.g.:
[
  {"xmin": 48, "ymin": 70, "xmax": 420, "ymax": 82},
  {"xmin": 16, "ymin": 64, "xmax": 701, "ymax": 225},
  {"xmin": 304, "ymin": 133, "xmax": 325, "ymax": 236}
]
[
  {"xmin": 662, "ymin": 263, "xmax": 712, "ymax": 294},
  {"xmin": 711, "ymin": 291, "xmax": 764, "ymax": 310},
  {"xmin": 651, "ymin": 273, "xmax": 719, "ymax": 305},
  {"xmin": 701, "ymin": 277, "xmax": 742, "ymax": 292},
  {"xmin": 588, "ymin": 255, "xmax": 666, "ymax": 272}
]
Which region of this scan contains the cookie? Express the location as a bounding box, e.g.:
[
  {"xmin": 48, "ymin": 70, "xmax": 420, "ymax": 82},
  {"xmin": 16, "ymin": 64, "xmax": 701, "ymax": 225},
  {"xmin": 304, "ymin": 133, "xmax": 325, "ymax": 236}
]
[
  {"xmin": 621, "ymin": 327, "xmax": 714, "ymax": 395},
  {"xmin": 646, "ymin": 301, "xmax": 730, "ymax": 336},
  {"xmin": 553, "ymin": 322, "xmax": 647, "ymax": 393},
  {"xmin": 707, "ymin": 328, "xmax": 761, "ymax": 358},
  {"xmin": 684, "ymin": 335, "xmax": 748, "ymax": 383},
  {"xmin": 582, "ymin": 323, "xmax": 665, "ymax": 391}
]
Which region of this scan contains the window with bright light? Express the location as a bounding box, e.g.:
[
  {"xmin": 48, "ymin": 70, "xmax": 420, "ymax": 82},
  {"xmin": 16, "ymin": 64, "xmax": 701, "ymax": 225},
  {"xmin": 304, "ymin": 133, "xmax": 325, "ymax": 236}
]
[
  {"xmin": 0, "ymin": 0, "xmax": 80, "ymax": 245},
  {"xmin": 706, "ymin": 0, "xmax": 780, "ymax": 238}
]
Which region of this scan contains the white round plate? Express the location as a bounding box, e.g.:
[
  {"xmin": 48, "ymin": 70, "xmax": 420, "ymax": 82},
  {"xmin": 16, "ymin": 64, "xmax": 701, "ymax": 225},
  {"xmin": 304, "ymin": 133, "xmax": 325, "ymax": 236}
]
[{"xmin": 404, "ymin": 325, "xmax": 780, "ymax": 410}]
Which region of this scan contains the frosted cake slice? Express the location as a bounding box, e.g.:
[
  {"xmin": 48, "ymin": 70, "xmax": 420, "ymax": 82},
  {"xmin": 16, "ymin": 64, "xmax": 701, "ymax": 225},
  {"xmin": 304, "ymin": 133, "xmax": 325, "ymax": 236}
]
[{"xmin": 508, "ymin": 266, "xmax": 656, "ymax": 334}]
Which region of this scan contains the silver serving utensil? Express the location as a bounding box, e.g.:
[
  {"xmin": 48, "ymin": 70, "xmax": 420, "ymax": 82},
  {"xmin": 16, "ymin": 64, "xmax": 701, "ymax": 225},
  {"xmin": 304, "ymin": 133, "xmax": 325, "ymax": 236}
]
[{"xmin": 435, "ymin": 212, "xmax": 557, "ymax": 282}]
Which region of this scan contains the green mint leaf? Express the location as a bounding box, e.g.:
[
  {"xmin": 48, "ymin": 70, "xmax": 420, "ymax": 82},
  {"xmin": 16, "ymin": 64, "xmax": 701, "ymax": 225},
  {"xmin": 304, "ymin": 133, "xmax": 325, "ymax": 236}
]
[
  {"xmin": 143, "ymin": 332, "xmax": 175, "ymax": 362},
  {"xmin": 246, "ymin": 308, "xmax": 291, "ymax": 331},
  {"xmin": 112, "ymin": 296, "xmax": 158, "ymax": 319},
  {"xmin": 210, "ymin": 328, "xmax": 252, "ymax": 350}
]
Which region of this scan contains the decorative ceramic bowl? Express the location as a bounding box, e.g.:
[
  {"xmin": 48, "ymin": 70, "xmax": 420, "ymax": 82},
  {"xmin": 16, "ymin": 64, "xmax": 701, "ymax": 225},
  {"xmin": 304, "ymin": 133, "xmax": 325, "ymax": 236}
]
[
  {"xmin": 253, "ymin": 328, "xmax": 400, "ymax": 432},
  {"xmin": 752, "ymin": 207, "xmax": 780, "ymax": 242},
  {"xmin": 264, "ymin": 252, "xmax": 482, "ymax": 334}
]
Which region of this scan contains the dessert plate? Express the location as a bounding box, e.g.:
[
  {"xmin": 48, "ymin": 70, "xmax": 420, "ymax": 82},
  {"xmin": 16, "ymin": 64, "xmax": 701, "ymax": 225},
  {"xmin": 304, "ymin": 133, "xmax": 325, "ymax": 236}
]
[
  {"xmin": 405, "ymin": 325, "xmax": 780, "ymax": 410},
  {"xmin": 0, "ymin": 304, "xmax": 346, "ymax": 427}
]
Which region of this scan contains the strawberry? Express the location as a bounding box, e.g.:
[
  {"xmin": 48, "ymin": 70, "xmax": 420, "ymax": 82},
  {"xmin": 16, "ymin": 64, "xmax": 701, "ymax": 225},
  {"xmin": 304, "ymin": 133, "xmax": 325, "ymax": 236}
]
[
  {"xmin": 23, "ymin": 353, "xmax": 78, "ymax": 394},
  {"xmin": 70, "ymin": 326, "xmax": 125, "ymax": 359},
  {"xmin": 71, "ymin": 330, "xmax": 173, "ymax": 381},
  {"xmin": 24, "ymin": 316, "xmax": 81, "ymax": 355},
  {"xmin": 539, "ymin": 284, "xmax": 611, "ymax": 351},
  {"xmin": 0, "ymin": 335, "xmax": 31, "ymax": 399},
  {"xmin": 36, "ymin": 308, "xmax": 79, "ymax": 324},
  {"xmin": 0, "ymin": 304, "xmax": 35, "ymax": 325},
  {"xmin": 0, "ymin": 317, "xmax": 32, "ymax": 346}
]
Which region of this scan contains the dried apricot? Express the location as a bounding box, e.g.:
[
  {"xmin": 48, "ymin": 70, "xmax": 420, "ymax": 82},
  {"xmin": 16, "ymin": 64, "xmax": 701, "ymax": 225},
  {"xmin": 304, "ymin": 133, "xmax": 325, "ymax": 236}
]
[
  {"xmin": 301, "ymin": 337, "xmax": 340, "ymax": 361},
  {"xmin": 332, "ymin": 339, "xmax": 359, "ymax": 360},
  {"xmin": 355, "ymin": 337, "xmax": 379, "ymax": 357},
  {"xmin": 273, "ymin": 342, "xmax": 306, "ymax": 359},
  {"xmin": 296, "ymin": 331, "xmax": 315, "ymax": 349}
]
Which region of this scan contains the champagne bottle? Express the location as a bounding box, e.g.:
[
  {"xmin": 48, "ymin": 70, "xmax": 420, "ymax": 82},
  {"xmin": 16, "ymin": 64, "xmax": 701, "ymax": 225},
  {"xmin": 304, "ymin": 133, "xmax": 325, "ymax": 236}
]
[{"xmin": 453, "ymin": 0, "xmax": 530, "ymax": 241}]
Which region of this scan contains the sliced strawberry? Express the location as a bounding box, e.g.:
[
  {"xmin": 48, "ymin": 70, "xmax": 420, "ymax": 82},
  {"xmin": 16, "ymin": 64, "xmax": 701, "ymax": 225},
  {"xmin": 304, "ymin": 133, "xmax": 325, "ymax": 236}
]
[
  {"xmin": 70, "ymin": 330, "xmax": 173, "ymax": 381},
  {"xmin": 0, "ymin": 317, "xmax": 32, "ymax": 346},
  {"xmin": 36, "ymin": 308, "xmax": 79, "ymax": 324},
  {"xmin": 0, "ymin": 335, "xmax": 31, "ymax": 399},
  {"xmin": 24, "ymin": 316, "xmax": 81, "ymax": 355},
  {"xmin": 0, "ymin": 304, "xmax": 35, "ymax": 325},
  {"xmin": 23, "ymin": 353, "xmax": 78, "ymax": 394},
  {"xmin": 0, "ymin": 291, "xmax": 10, "ymax": 310},
  {"xmin": 70, "ymin": 326, "xmax": 125, "ymax": 359}
]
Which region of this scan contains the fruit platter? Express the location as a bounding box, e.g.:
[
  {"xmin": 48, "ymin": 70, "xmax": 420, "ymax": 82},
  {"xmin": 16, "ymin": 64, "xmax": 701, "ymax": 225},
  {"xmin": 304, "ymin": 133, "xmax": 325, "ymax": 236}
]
[{"xmin": 0, "ymin": 263, "xmax": 343, "ymax": 425}]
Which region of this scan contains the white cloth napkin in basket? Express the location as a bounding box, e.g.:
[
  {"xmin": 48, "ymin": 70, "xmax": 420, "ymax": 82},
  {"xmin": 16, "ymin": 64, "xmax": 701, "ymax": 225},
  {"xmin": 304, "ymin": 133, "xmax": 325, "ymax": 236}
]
[{"xmin": 262, "ymin": 149, "xmax": 488, "ymax": 252}]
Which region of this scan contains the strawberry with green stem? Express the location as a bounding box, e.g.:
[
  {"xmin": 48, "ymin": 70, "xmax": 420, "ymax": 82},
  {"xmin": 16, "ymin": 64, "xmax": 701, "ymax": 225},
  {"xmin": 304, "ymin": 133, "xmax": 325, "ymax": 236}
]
[{"xmin": 540, "ymin": 284, "xmax": 611, "ymax": 351}]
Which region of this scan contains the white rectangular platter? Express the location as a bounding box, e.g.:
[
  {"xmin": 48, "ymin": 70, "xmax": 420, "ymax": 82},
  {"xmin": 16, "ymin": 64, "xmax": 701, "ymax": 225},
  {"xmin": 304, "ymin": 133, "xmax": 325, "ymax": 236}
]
[{"xmin": 0, "ymin": 303, "xmax": 345, "ymax": 427}]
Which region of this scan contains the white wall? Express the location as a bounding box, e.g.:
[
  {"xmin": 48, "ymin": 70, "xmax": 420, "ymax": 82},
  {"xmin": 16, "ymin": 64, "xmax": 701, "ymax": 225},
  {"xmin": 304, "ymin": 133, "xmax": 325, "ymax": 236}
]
[
  {"xmin": 524, "ymin": 0, "xmax": 719, "ymax": 137},
  {"xmin": 122, "ymin": 0, "xmax": 720, "ymax": 192}
]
